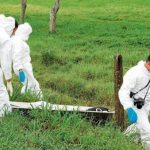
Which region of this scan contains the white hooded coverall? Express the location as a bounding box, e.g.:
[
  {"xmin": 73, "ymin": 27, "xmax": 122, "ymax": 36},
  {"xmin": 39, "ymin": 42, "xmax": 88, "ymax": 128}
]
[
  {"xmin": 11, "ymin": 23, "xmax": 43, "ymax": 99},
  {"xmin": 0, "ymin": 15, "xmax": 15, "ymax": 116},
  {"xmin": 119, "ymin": 61, "xmax": 150, "ymax": 147}
]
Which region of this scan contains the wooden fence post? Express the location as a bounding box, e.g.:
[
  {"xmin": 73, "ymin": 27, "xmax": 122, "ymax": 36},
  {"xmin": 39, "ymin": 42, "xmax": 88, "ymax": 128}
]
[{"xmin": 114, "ymin": 55, "xmax": 124, "ymax": 130}]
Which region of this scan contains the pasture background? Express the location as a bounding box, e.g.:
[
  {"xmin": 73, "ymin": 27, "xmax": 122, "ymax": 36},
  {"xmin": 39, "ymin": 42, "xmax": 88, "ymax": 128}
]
[{"xmin": 0, "ymin": 0, "xmax": 149, "ymax": 149}]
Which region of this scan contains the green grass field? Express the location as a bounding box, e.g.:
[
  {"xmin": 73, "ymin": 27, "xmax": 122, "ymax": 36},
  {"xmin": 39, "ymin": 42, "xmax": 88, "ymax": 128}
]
[
  {"xmin": 1, "ymin": 0, "xmax": 150, "ymax": 108},
  {"xmin": 0, "ymin": 0, "xmax": 150, "ymax": 149}
]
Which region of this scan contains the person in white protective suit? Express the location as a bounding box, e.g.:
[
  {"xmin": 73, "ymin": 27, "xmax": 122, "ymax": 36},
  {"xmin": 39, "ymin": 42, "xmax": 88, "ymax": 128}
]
[
  {"xmin": 11, "ymin": 22, "xmax": 43, "ymax": 99},
  {"xmin": 0, "ymin": 15, "xmax": 16, "ymax": 116},
  {"xmin": 119, "ymin": 55, "xmax": 150, "ymax": 148}
]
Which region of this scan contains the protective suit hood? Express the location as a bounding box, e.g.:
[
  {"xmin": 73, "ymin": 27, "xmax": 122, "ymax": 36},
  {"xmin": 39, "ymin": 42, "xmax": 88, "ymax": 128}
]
[
  {"xmin": 0, "ymin": 16, "xmax": 15, "ymax": 36},
  {"xmin": 15, "ymin": 23, "xmax": 32, "ymax": 41},
  {"xmin": 137, "ymin": 60, "xmax": 150, "ymax": 76},
  {"xmin": 137, "ymin": 60, "xmax": 145, "ymax": 66},
  {"xmin": 0, "ymin": 15, "xmax": 14, "ymax": 45}
]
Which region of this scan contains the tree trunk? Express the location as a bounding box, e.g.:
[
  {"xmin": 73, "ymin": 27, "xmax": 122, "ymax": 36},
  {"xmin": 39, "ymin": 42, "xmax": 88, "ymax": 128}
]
[
  {"xmin": 50, "ymin": 0, "xmax": 60, "ymax": 32},
  {"xmin": 20, "ymin": 0, "xmax": 27, "ymax": 24},
  {"xmin": 114, "ymin": 55, "xmax": 124, "ymax": 130}
]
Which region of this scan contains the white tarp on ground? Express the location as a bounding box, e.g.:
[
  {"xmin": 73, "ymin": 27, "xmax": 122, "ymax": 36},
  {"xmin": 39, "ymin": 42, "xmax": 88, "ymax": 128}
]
[{"xmin": 10, "ymin": 101, "xmax": 115, "ymax": 114}]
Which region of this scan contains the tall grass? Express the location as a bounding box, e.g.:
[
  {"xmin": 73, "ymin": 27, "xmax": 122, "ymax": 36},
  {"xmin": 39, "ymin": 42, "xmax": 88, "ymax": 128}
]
[{"xmin": 0, "ymin": 110, "xmax": 143, "ymax": 150}]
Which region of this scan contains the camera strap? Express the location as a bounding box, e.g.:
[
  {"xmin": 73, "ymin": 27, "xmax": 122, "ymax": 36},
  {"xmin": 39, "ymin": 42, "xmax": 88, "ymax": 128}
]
[
  {"xmin": 144, "ymin": 81, "xmax": 150, "ymax": 100},
  {"xmin": 132, "ymin": 80, "xmax": 150, "ymax": 99}
]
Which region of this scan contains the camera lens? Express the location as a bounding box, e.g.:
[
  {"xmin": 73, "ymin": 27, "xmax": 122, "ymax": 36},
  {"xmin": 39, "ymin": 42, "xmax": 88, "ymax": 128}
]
[
  {"xmin": 137, "ymin": 103, "xmax": 143, "ymax": 109},
  {"xmin": 134, "ymin": 98, "xmax": 144, "ymax": 109},
  {"xmin": 136, "ymin": 101, "xmax": 144, "ymax": 109}
]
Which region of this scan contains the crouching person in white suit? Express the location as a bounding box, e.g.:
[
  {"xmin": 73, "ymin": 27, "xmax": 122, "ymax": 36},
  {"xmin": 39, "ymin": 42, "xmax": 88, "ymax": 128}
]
[
  {"xmin": 11, "ymin": 23, "xmax": 43, "ymax": 99},
  {"xmin": 0, "ymin": 15, "xmax": 16, "ymax": 116},
  {"xmin": 119, "ymin": 55, "xmax": 150, "ymax": 148}
]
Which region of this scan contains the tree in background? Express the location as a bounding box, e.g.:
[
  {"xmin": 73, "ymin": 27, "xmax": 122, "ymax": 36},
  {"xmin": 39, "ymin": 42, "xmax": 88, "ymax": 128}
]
[
  {"xmin": 20, "ymin": 0, "xmax": 27, "ymax": 24},
  {"xmin": 50, "ymin": 0, "xmax": 60, "ymax": 32}
]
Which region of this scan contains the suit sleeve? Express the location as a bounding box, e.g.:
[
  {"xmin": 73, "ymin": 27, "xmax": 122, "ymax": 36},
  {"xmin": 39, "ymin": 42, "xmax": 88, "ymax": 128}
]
[
  {"xmin": 12, "ymin": 39, "xmax": 24, "ymax": 71},
  {"xmin": 0, "ymin": 40, "xmax": 12, "ymax": 80},
  {"xmin": 118, "ymin": 68, "xmax": 137, "ymax": 110}
]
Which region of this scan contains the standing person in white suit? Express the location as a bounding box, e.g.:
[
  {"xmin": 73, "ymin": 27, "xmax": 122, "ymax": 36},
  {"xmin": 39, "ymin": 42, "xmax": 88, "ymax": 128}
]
[
  {"xmin": 119, "ymin": 55, "xmax": 150, "ymax": 148},
  {"xmin": 0, "ymin": 15, "xmax": 16, "ymax": 116},
  {"xmin": 11, "ymin": 22, "xmax": 43, "ymax": 99}
]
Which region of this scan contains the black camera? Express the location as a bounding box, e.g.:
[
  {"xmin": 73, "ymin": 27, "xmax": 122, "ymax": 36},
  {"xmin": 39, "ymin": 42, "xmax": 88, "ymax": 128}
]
[
  {"xmin": 133, "ymin": 98, "xmax": 144, "ymax": 109},
  {"xmin": 130, "ymin": 92, "xmax": 144, "ymax": 109}
]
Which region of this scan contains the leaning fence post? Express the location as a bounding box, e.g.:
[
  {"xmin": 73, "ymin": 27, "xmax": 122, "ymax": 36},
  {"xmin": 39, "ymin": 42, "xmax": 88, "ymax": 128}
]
[{"xmin": 114, "ymin": 55, "xmax": 124, "ymax": 130}]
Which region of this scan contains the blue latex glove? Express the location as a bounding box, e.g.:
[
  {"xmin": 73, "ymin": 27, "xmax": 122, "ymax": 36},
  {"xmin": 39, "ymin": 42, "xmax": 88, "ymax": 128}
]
[
  {"xmin": 19, "ymin": 70, "xmax": 26, "ymax": 83},
  {"xmin": 127, "ymin": 108, "xmax": 138, "ymax": 124}
]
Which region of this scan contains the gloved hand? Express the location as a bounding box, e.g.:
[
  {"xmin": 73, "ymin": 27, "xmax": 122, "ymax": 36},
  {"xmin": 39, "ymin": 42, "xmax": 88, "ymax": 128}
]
[
  {"xmin": 127, "ymin": 107, "xmax": 138, "ymax": 124},
  {"xmin": 7, "ymin": 81, "xmax": 13, "ymax": 96},
  {"xmin": 19, "ymin": 69, "xmax": 26, "ymax": 83}
]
